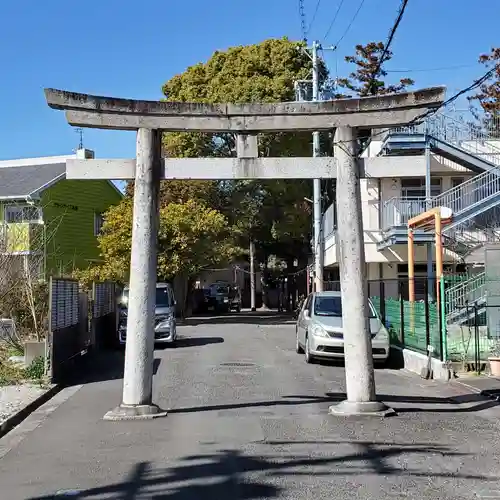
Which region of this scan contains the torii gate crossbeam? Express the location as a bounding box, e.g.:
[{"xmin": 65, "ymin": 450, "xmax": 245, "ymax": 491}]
[{"xmin": 45, "ymin": 87, "xmax": 445, "ymax": 420}]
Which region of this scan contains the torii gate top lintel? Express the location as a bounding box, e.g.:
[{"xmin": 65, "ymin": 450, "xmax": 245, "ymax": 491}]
[{"xmin": 44, "ymin": 86, "xmax": 446, "ymax": 132}]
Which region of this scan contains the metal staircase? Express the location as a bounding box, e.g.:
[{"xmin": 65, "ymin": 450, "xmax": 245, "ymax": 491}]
[
  {"xmin": 444, "ymin": 272, "xmax": 486, "ymax": 326},
  {"xmin": 382, "ymin": 114, "xmax": 500, "ymax": 328},
  {"xmin": 379, "ymin": 114, "xmax": 500, "ymax": 250}
]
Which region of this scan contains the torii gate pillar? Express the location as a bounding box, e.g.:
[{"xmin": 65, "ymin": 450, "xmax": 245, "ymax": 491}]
[
  {"xmin": 44, "ymin": 87, "xmax": 445, "ymax": 420},
  {"xmin": 107, "ymin": 129, "xmax": 165, "ymax": 419}
]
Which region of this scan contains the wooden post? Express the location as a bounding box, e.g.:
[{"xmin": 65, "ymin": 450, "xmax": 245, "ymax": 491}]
[
  {"xmin": 435, "ymin": 213, "xmax": 443, "ymax": 314},
  {"xmin": 408, "ymin": 228, "xmax": 415, "ymax": 302}
]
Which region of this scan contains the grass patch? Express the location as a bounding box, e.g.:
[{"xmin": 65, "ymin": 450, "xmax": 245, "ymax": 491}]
[
  {"xmin": 0, "ymin": 346, "xmax": 46, "ymax": 386},
  {"xmin": 0, "ymin": 359, "xmax": 25, "ymax": 386}
]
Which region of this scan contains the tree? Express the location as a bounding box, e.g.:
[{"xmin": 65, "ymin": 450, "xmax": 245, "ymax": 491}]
[
  {"xmin": 468, "ymin": 47, "xmax": 500, "ymax": 135},
  {"xmin": 336, "ymin": 41, "xmax": 414, "ymax": 97},
  {"xmin": 75, "ymin": 197, "xmax": 238, "ymax": 286},
  {"xmin": 161, "ymin": 38, "xmax": 320, "ymax": 268}
]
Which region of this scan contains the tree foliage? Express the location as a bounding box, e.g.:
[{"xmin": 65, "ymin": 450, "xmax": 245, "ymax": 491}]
[
  {"xmin": 337, "ymin": 41, "xmax": 414, "ymax": 97},
  {"xmin": 468, "ymin": 47, "xmax": 500, "ymax": 126},
  {"xmin": 160, "ymin": 38, "xmax": 318, "ymax": 261},
  {"xmin": 75, "ymin": 198, "xmax": 238, "ymax": 286}
]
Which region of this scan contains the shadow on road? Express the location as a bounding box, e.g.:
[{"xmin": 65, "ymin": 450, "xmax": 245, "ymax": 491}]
[
  {"xmin": 167, "ymin": 391, "xmax": 498, "ymax": 416},
  {"xmin": 181, "ymin": 312, "xmax": 295, "ymax": 326},
  {"xmin": 30, "ymin": 443, "xmax": 499, "ymax": 499},
  {"xmin": 164, "ymin": 337, "xmax": 224, "ymax": 349},
  {"xmin": 63, "ymin": 335, "xmax": 224, "ymax": 386},
  {"xmin": 62, "ymin": 350, "xmax": 161, "ymax": 386}
]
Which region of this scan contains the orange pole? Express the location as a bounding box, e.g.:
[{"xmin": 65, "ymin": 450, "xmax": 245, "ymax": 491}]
[
  {"xmin": 435, "ymin": 213, "xmax": 443, "ymax": 312},
  {"xmin": 408, "ymin": 228, "xmax": 415, "ymax": 302}
]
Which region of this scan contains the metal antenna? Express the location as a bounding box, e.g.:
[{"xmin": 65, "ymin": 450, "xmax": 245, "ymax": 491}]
[{"xmin": 76, "ymin": 128, "xmax": 84, "ymax": 149}]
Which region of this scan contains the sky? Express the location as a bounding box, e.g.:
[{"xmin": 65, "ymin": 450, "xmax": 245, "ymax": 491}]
[{"xmin": 0, "ymin": 0, "xmax": 499, "ymax": 161}]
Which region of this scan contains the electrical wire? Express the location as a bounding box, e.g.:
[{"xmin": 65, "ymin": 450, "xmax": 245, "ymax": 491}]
[
  {"xmin": 368, "ymin": 0, "xmax": 410, "ymax": 94},
  {"xmin": 298, "ymin": 0, "xmax": 308, "ymax": 43},
  {"xmin": 332, "ymin": 0, "xmax": 366, "ymax": 50},
  {"xmin": 306, "ymin": 0, "xmax": 323, "ymax": 38},
  {"xmin": 322, "ymin": 0, "xmax": 345, "ymax": 42},
  {"xmin": 386, "ymin": 64, "xmax": 476, "ymax": 74},
  {"xmin": 329, "ymin": 65, "xmax": 499, "ymax": 149}
]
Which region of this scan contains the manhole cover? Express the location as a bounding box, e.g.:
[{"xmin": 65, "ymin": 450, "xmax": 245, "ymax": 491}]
[{"xmin": 220, "ymin": 362, "xmax": 255, "ymax": 367}]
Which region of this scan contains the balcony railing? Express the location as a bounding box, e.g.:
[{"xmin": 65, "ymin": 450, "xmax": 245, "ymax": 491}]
[
  {"xmin": 382, "ymin": 197, "xmax": 427, "ymax": 230},
  {"xmin": 0, "ymin": 222, "xmax": 44, "ymax": 253}
]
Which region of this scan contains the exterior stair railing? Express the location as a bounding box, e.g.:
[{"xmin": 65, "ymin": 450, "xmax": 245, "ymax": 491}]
[{"xmin": 444, "ymin": 272, "xmax": 486, "ymax": 326}]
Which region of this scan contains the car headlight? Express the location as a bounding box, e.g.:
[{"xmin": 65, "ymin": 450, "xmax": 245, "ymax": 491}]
[
  {"xmin": 310, "ymin": 324, "xmax": 328, "ymax": 337},
  {"xmin": 223, "ymin": 297, "xmax": 229, "ymax": 302}
]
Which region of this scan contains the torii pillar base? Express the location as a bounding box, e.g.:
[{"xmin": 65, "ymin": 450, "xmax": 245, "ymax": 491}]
[
  {"xmin": 329, "ymin": 400, "xmax": 396, "ymax": 417},
  {"xmin": 104, "ymin": 404, "xmax": 168, "ymax": 421}
]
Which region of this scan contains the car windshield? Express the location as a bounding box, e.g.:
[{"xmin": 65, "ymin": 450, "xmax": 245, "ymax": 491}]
[
  {"xmin": 155, "ymin": 288, "xmax": 172, "ymax": 307},
  {"xmin": 313, "ymin": 295, "xmax": 377, "ymax": 318},
  {"xmin": 121, "ymin": 287, "xmax": 172, "ymax": 308}
]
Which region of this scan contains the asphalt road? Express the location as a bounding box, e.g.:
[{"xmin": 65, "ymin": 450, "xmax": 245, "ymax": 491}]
[{"xmin": 1, "ymin": 312, "xmax": 500, "ymax": 499}]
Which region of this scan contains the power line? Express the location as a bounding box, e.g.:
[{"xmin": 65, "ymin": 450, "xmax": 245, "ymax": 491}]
[
  {"xmin": 298, "ymin": 0, "xmax": 308, "ymax": 42},
  {"xmin": 368, "ymin": 0, "xmax": 410, "ymax": 94},
  {"xmin": 332, "ymin": 65, "xmax": 499, "ymax": 149},
  {"xmin": 306, "ymin": 0, "xmax": 323, "ymax": 37},
  {"xmin": 332, "ymin": 0, "xmax": 366, "ymax": 50},
  {"xmin": 386, "ymin": 63, "xmax": 476, "ymax": 74},
  {"xmin": 322, "ymin": 0, "xmax": 345, "ymax": 42},
  {"xmin": 432, "ymin": 66, "xmax": 497, "ymax": 113}
]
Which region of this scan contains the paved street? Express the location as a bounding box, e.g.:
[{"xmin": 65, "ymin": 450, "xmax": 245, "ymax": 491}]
[{"xmin": 1, "ymin": 312, "xmax": 500, "ymax": 499}]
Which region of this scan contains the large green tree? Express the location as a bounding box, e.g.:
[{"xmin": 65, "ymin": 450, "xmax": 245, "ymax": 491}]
[
  {"xmin": 75, "ymin": 198, "xmax": 237, "ymax": 286},
  {"xmin": 161, "ymin": 38, "xmax": 321, "ymax": 267}
]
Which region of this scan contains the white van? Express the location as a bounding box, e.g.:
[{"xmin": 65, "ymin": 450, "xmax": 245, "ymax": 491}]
[{"xmin": 118, "ymin": 282, "xmax": 177, "ymax": 346}]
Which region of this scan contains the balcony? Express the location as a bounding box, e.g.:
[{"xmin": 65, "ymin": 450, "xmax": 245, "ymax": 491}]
[
  {"xmin": 0, "ymin": 222, "xmax": 44, "ymax": 254},
  {"xmin": 379, "ymin": 197, "xmax": 435, "ymax": 249}
]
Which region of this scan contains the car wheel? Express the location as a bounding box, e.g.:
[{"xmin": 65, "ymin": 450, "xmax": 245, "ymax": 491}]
[
  {"xmin": 295, "ymin": 328, "xmax": 304, "ymax": 354},
  {"xmin": 304, "ymin": 335, "xmax": 315, "ymax": 364}
]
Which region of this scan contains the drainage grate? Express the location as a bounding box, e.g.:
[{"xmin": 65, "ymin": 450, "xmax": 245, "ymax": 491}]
[{"xmin": 220, "ymin": 362, "xmax": 255, "ymax": 367}]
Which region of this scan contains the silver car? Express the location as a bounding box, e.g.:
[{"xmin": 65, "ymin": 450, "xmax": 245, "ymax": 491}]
[
  {"xmin": 118, "ymin": 282, "xmax": 177, "ymax": 345},
  {"xmin": 295, "ymin": 291, "xmax": 390, "ymax": 364}
]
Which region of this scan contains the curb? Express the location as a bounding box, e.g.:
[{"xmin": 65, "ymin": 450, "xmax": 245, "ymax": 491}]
[
  {"xmin": 451, "ymin": 379, "xmax": 500, "ymax": 402},
  {"xmin": 0, "ymin": 384, "xmax": 61, "ymax": 439}
]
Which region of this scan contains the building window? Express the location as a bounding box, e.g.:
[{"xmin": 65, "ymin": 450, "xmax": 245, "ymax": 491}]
[
  {"xmin": 451, "ymin": 177, "xmax": 464, "ymax": 189},
  {"xmin": 94, "ymin": 213, "xmax": 105, "ymax": 236},
  {"xmin": 401, "ymin": 178, "xmax": 441, "ymax": 198},
  {"xmin": 4, "ymin": 205, "xmax": 42, "ymax": 223}
]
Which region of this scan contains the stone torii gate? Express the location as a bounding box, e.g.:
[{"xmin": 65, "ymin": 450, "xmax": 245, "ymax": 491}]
[{"xmin": 45, "ymin": 87, "xmax": 445, "ymax": 420}]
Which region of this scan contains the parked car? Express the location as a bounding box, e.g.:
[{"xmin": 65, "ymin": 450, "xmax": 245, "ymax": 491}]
[
  {"xmin": 295, "ymin": 291, "xmax": 389, "ymax": 365},
  {"xmin": 118, "ymin": 282, "xmax": 177, "ymax": 346},
  {"xmin": 207, "ymin": 282, "xmax": 232, "ymax": 313}
]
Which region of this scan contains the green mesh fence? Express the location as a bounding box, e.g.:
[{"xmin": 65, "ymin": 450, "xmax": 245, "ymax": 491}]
[{"xmin": 370, "ymin": 295, "xmax": 441, "ymax": 358}]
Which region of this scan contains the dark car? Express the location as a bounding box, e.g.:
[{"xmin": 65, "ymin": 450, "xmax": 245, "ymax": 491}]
[{"xmin": 209, "ymin": 284, "xmax": 231, "ymax": 313}]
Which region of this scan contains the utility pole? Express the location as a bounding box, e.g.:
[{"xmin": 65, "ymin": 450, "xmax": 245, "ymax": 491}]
[
  {"xmin": 311, "ymin": 40, "xmax": 324, "ymax": 292},
  {"xmin": 249, "ymin": 240, "xmax": 256, "ymax": 311}
]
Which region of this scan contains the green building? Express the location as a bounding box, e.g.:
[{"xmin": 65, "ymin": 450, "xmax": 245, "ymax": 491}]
[{"xmin": 0, "ymin": 148, "xmax": 123, "ymax": 280}]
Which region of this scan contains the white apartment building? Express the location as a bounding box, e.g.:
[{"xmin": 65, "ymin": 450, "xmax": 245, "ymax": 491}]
[{"xmin": 321, "ymin": 114, "xmax": 500, "ymax": 301}]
